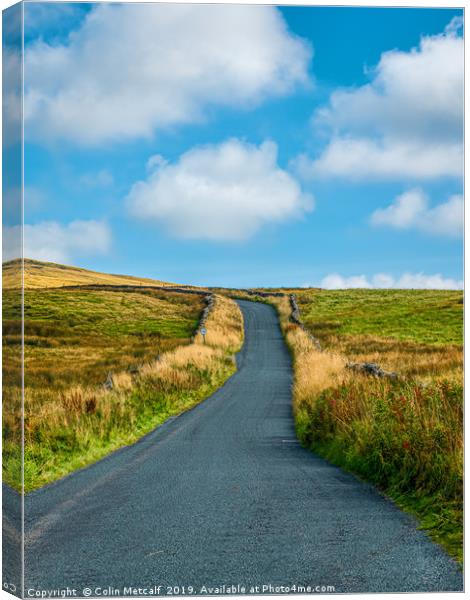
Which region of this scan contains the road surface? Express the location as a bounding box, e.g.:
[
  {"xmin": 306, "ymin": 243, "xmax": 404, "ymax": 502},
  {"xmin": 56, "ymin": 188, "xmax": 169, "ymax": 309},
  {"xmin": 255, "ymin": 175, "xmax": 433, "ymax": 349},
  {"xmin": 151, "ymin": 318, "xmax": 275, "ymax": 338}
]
[{"xmin": 22, "ymin": 300, "xmax": 462, "ymax": 595}]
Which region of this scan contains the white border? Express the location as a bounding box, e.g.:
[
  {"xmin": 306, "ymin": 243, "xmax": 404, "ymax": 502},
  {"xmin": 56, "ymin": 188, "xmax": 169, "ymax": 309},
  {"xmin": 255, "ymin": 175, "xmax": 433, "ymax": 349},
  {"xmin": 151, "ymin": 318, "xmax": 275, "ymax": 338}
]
[{"xmin": 0, "ymin": 3, "xmax": 465, "ymax": 600}]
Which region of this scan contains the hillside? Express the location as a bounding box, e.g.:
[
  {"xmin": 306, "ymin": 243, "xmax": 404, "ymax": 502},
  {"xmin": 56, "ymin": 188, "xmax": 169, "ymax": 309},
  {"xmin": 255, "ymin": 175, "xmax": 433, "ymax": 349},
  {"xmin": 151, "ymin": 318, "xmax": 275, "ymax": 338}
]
[
  {"xmin": 295, "ymin": 288, "xmax": 463, "ymax": 381},
  {"xmin": 3, "ymin": 258, "xmax": 176, "ymax": 289}
]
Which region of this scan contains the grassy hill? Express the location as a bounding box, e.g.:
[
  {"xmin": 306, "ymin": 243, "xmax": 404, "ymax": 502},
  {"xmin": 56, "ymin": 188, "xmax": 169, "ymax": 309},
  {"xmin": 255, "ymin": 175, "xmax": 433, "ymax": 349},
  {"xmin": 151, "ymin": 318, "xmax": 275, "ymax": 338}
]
[
  {"xmin": 3, "ymin": 258, "xmax": 175, "ymax": 289},
  {"xmin": 296, "ymin": 288, "xmax": 463, "ymax": 381},
  {"xmin": 4, "ymin": 276, "xmax": 206, "ymax": 489},
  {"xmin": 297, "ymin": 288, "xmax": 462, "ymax": 345},
  {"xmin": 3, "ymin": 260, "xmax": 244, "ymax": 491}
]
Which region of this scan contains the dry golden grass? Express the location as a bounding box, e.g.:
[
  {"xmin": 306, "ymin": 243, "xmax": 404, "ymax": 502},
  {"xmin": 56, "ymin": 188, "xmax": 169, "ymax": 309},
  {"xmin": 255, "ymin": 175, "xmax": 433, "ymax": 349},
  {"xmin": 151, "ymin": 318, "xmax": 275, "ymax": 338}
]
[
  {"xmin": 272, "ymin": 294, "xmax": 291, "ymax": 323},
  {"xmin": 109, "ymin": 371, "xmax": 134, "ymax": 391},
  {"xmin": 330, "ymin": 334, "xmax": 462, "ymax": 384},
  {"xmin": 288, "ymin": 328, "xmax": 347, "ymax": 409},
  {"xmin": 270, "ymin": 296, "xmax": 347, "ymax": 412},
  {"xmin": 3, "ymin": 258, "xmax": 175, "ymax": 289},
  {"xmin": 196, "ymin": 294, "xmax": 244, "ymax": 350},
  {"xmin": 141, "ymin": 294, "xmax": 243, "ymax": 384}
]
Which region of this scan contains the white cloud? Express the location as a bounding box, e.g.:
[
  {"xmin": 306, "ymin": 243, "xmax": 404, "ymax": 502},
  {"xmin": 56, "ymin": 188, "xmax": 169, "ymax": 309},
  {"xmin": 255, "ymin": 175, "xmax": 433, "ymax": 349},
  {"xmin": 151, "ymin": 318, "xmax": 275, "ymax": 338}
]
[
  {"xmin": 127, "ymin": 138, "xmax": 313, "ymax": 241},
  {"xmin": 395, "ymin": 273, "xmax": 463, "ymax": 290},
  {"xmin": 370, "ymin": 188, "xmax": 463, "ymax": 237},
  {"xmin": 298, "ymin": 21, "xmax": 463, "ymax": 180},
  {"xmin": 319, "ymin": 272, "xmax": 462, "ymax": 290},
  {"xmin": 24, "ymin": 4, "xmax": 311, "ymax": 145},
  {"xmin": 297, "ymin": 138, "xmax": 462, "ymax": 180},
  {"xmin": 370, "ymin": 189, "xmax": 425, "ymax": 228},
  {"xmin": 320, "ymin": 274, "xmax": 372, "ymax": 289},
  {"xmin": 3, "ymin": 220, "xmax": 112, "ymax": 263}
]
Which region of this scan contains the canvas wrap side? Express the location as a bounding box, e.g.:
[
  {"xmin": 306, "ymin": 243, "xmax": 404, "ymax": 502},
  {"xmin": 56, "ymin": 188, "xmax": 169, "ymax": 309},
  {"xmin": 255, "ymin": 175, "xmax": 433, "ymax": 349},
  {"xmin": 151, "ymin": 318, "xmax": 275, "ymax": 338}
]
[{"xmin": 3, "ymin": 2, "xmax": 24, "ymax": 597}]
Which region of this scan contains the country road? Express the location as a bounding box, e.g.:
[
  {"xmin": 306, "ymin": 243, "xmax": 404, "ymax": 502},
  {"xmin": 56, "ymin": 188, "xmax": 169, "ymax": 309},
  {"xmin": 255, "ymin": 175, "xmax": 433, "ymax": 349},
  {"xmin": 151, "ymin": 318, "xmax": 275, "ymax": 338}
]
[{"xmin": 19, "ymin": 300, "xmax": 462, "ymax": 594}]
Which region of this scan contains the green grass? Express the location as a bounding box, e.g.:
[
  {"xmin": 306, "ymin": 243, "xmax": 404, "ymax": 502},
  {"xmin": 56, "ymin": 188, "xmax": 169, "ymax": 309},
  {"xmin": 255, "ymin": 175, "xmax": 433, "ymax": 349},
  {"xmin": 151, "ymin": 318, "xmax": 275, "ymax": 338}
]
[
  {"xmin": 23, "ymin": 287, "xmax": 199, "ymax": 338},
  {"xmin": 297, "ymin": 289, "xmax": 463, "ymax": 346}
]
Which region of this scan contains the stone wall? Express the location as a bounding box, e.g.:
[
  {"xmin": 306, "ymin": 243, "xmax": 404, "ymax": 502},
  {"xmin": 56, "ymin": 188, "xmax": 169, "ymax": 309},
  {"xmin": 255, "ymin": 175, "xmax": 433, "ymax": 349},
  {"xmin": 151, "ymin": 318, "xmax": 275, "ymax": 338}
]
[{"xmin": 194, "ymin": 294, "xmax": 215, "ymax": 339}]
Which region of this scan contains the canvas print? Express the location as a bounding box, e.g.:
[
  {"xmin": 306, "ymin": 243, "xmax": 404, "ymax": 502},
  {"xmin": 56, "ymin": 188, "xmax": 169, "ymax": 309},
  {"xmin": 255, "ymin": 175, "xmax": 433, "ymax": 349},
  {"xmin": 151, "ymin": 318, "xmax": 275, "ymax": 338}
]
[{"xmin": 2, "ymin": 1, "xmax": 464, "ymax": 597}]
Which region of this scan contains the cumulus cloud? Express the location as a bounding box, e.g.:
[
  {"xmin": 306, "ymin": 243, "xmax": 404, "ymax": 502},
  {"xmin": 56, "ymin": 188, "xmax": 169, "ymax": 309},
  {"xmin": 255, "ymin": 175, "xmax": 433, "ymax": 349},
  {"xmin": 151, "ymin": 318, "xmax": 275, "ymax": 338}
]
[
  {"xmin": 297, "ymin": 138, "xmax": 462, "ymax": 180},
  {"xmin": 370, "ymin": 188, "xmax": 463, "ymax": 237},
  {"xmin": 24, "ymin": 4, "xmax": 311, "ymax": 145},
  {"xmin": 297, "ymin": 21, "xmax": 463, "ymax": 180},
  {"xmin": 319, "ymin": 272, "xmax": 462, "ymax": 290},
  {"xmin": 127, "ymin": 139, "xmax": 313, "ymax": 241},
  {"xmin": 3, "ymin": 220, "xmax": 112, "ymax": 263}
]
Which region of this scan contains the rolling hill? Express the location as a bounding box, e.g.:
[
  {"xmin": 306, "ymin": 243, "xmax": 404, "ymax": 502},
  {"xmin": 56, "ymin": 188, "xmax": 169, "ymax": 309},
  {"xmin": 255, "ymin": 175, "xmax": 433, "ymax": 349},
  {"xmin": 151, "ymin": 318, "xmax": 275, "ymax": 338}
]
[{"xmin": 3, "ymin": 258, "xmax": 176, "ymax": 289}]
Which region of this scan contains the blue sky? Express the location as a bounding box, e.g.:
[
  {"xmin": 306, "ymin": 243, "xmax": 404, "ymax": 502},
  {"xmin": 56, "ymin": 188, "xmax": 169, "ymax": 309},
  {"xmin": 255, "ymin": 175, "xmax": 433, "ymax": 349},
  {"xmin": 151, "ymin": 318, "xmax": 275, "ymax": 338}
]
[{"xmin": 12, "ymin": 3, "xmax": 464, "ymax": 288}]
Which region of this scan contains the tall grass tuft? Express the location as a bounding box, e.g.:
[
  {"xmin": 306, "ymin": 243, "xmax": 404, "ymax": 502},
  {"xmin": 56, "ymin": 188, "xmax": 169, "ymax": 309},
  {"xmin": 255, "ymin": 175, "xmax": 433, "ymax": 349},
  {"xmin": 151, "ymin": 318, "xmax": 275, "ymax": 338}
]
[{"xmin": 299, "ymin": 379, "xmax": 462, "ymax": 499}]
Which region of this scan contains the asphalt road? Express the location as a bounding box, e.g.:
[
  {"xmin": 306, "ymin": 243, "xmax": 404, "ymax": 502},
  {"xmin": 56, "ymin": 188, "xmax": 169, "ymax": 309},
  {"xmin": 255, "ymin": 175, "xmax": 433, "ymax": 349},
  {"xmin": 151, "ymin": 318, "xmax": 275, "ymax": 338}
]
[{"xmin": 22, "ymin": 300, "xmax": 462, "ymax": 595}]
